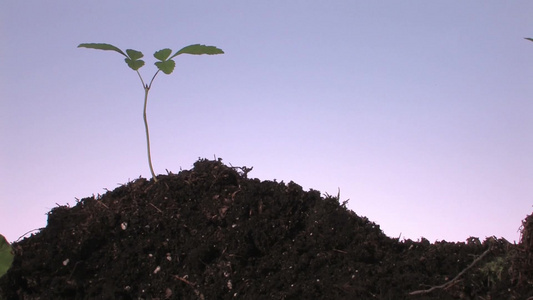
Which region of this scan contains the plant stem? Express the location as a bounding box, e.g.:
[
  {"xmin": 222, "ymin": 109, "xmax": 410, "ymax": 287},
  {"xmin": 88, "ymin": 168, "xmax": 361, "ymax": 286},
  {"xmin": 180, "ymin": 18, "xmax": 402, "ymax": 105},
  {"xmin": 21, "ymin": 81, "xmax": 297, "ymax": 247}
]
[
  {"xmin": 143, "ymin": 86, "xmax": 157, "ymax": 182},
  {"xmin": 136, "ymin": 70, "xmax": 160, "ymax": 182}
]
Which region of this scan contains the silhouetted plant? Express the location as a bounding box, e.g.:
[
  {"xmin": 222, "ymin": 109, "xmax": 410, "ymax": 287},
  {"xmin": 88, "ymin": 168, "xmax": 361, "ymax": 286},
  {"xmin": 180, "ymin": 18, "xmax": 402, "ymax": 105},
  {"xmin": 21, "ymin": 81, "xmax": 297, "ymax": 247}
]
[{"xmin": 78, "ymin": 43, "xmax": 224, "ymax": 181}]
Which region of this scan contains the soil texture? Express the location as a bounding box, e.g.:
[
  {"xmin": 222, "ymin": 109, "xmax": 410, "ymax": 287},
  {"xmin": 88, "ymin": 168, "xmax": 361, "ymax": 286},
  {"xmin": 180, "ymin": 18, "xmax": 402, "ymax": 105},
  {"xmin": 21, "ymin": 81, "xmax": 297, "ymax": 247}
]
[{"xmin": 1, "ymin": 158, "xmax": 532, "ymax": 299}]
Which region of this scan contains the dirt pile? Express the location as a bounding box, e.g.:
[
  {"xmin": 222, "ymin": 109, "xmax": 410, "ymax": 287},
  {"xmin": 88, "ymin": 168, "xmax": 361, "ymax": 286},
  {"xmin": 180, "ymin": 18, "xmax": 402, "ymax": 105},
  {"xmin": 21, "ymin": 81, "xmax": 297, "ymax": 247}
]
[{"xmin": 1, "ymin": 158, "xmax": 531, "ymax": 299}]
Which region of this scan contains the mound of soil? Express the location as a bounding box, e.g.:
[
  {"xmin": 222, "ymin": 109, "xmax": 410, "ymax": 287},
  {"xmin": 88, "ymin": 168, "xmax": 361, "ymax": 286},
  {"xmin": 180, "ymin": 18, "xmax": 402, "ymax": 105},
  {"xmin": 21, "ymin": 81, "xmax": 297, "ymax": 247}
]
[{"xmin": 1, "ymin": 158, "xmax": 531, "ymax": 299}]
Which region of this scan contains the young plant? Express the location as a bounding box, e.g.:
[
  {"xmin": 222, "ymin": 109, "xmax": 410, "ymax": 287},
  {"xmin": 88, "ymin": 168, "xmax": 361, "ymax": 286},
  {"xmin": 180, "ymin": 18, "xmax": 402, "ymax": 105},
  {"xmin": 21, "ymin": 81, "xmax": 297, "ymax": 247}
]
[{"xmin": 78, "ymin": 43, "xmax": 224, "ymax": 182}]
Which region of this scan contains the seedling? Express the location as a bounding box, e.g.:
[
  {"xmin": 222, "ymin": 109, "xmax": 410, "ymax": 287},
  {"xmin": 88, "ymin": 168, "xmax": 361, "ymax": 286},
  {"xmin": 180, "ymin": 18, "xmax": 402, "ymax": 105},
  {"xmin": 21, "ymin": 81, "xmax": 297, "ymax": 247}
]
[{"xmin": 78, "ymin": 43, "xmax": 224, "ymax": 182}]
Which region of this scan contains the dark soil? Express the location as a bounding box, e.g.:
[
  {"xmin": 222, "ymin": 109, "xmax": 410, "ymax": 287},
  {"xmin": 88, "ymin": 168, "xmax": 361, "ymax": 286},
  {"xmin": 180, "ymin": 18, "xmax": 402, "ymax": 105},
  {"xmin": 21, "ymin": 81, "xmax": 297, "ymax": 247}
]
[{"xmin": 1, "ymin": 158, "xmax": 532, "ymax": 299}]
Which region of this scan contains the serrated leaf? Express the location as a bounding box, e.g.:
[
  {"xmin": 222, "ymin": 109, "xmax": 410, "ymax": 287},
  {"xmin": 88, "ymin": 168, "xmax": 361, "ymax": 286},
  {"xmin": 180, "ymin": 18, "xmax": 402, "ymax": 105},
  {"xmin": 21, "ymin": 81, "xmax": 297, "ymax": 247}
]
[
  {"xmin": 154, "ymin": 48, "xmax": 172, "ymax": 61},
  {"xmin": 155, "ymin": 60, "xmax": 176, "ymax": 75},
  {"xmin": 526, "ymin": 38, "xmax": 533, "ymax": 43},
  {"xmin": 0, "ymin": 234, "xmax": 13, "ymax": 278},
  {"xmin": 170, "ymin": 44, "xmax": 224, "ymax": 59},
  {"xmin": 78, "ymin": 43, "xmax": 127, "ymax": 57},
  {"xmin": 125, "ymin": 49, "xmax": 144, "ymax": 60},
  {"xmin": 125, "ymin": 58, "xmax": 145, "ymax": 71}
]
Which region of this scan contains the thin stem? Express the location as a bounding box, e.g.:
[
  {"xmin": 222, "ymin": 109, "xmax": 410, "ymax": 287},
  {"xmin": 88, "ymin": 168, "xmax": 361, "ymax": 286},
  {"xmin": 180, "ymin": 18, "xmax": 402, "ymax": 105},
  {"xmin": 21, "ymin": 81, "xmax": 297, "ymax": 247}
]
[
  {"xmin": 148, "ymin": 70, "xmax": 161, "ymax": 89},
  {"xmin": 136, "ymin": 70, "xmax": 146, "ymax": 88},
  {"xmin": 143, "ymin": 86, "xmax": 157, "ymax": 182},
  {"xmin": 136, "ymin": 70, "xmax": 159, "ymax": 182}
]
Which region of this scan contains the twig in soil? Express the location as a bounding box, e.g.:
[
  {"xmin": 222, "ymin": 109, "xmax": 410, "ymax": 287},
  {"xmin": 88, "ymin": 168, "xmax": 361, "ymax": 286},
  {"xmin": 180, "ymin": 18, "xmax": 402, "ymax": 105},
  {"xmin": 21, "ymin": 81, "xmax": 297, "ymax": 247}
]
[
  {"xmin": 95, "ymin": 200, "xmax": 109, "ymax": 209},
  {"xmin": 149, "ymin": 202, "xmax": 163, "ymax": 213},
  {"xmin": 16, "ymin": 228, "xmax": 42, "ymax": 242},
  {"xmin": 173, "ymin": 275, "xmax": 195, "ymax": 286},
  {"xmin": 173, "ymin": 275, "xmax": 205, "ymax": 299},
  {"xmin": 229, "ymin": 164, "xmax": 253, "ymax": 178},
  {"xmin": 408, "ymin": 247, "xmax": 492, "ymax": 296},
  {"xmin": 333, "ymin": 248, "xmax": 348, "ymax": 254}
]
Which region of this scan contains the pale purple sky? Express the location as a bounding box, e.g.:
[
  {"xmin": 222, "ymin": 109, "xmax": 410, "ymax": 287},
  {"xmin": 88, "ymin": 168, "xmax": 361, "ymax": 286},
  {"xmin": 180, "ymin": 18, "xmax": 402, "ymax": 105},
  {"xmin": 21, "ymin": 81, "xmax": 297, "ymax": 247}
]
[{"xmin": 1, "ymin": 1, "xmax": 532, "ymax": 244}]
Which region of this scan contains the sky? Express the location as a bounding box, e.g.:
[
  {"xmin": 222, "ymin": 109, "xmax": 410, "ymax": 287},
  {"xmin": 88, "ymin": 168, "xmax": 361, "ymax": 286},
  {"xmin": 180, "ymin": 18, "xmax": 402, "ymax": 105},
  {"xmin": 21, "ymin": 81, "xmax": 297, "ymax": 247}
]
[{"xmin": 1, "ymin": 1, "xmax": 532, "ymax": 244}]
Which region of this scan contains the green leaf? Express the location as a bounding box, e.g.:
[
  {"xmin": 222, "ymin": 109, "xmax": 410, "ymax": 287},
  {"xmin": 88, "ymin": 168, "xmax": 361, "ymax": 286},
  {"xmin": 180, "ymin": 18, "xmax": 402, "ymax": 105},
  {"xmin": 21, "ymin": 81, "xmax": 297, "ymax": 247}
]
[
  {"xmin": 125, "ymin": 49, "xmax": 144, "ymax": 60},
  {"xmin": 122, "ymin": 50, "xmax": 145, "ymax": 71},
  {"xmin": 155, "ymin": 60, "xmax": 176, "ymax": 74},
  {"xmin": 125, "ymin": 58, "xmax": 145, "ymax": 71},
  {"xmin": 0, "ymin": 234, "xmax": 13, "ymax": 278},
  {"xmin": 170, "ymin": 44, "xmax": 224, "ymax": 59},
  {"xmin": 526, "ymin": 38, "xmax": 533, "ymax": 43},
  {"xmin": 154, "ymin": 48, "xmax": 172, "ymax": 61},
  {"xmin": 78, "ymin": 43, "xmax": 127, "ymax": 57}
]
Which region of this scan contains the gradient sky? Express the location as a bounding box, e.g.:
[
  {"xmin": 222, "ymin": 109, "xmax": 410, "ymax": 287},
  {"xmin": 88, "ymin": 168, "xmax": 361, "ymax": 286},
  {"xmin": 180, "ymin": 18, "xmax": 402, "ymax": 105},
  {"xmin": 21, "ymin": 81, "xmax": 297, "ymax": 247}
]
[{"xmin": 1, "ymin": 1, "xmax": 532, "ymax": 244}]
